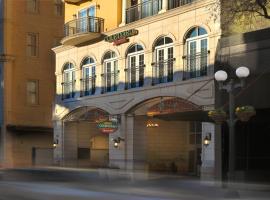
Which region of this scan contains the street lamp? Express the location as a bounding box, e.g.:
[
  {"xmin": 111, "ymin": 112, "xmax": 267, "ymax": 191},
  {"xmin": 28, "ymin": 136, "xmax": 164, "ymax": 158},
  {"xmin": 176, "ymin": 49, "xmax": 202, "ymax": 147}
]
[{"xmin": 214, "ymin": 66, "xmax": 250, "ymax": 181}]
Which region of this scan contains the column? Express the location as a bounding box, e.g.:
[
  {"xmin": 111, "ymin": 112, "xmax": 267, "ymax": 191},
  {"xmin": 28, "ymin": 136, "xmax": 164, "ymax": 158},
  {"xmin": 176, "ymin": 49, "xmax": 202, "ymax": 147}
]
[
  {"xmin": 53, "ymin": 120, "xmax": 64, "ymax": 166},
  {"xmin": 125, "ymin": 114, "xmax": 134, "ymax": 170},
  {"xmin": 119, "ymin": 0, "xmax": 127, "ymax": 27},
  {"xmin": 109, "ymin": 114, "xmax": 126, "ymax": 169},
  {"xmin": 159, "ymin": 0, "xmax": 168, "ymax": 14},
  {"xmin": 95, "ymin": 63, "xmax": 102, "ymax": 95},
  {"xmin": 201, "ymin": 122, "xmax": 216, "ymax": 182}
]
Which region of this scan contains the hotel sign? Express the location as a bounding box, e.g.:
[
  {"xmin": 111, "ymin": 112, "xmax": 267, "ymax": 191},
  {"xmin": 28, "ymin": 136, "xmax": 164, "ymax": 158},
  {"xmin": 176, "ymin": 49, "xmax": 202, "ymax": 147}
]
[
  {"xmin": 104, "ymin": 29, "xmax": 139, "ymax": 46},
  {"xmin": 97, "ymin": 121, "xmax": 118, "ymax": 134}
]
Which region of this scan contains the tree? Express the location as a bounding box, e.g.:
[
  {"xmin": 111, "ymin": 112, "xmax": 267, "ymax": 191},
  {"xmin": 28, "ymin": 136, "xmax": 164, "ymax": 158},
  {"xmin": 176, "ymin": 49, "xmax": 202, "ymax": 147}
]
[{"xmin": 209, "ymin": 0, "xmax": 270, "ymax": 32}]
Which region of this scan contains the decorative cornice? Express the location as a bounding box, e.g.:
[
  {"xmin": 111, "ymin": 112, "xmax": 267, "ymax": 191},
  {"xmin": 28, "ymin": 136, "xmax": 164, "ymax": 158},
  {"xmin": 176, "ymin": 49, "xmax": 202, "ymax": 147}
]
[{"xmin": 0, "ymin": 54, "xmax": 15, "ymax": 62}]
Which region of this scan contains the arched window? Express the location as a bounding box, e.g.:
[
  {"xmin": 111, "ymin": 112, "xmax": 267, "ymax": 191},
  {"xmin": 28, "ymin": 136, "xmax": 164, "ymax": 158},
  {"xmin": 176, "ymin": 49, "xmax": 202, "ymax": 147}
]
[
  {"xmin": 185, "ymin": 26, "xmax": 208, "ymax": 79},
  {"xmin": 62, "ymin": 62, "xmax": 75, "ymax": 99},
  {"xmin": 81, "ymin": 57, "xmax": 96, "ymax": 96},
  {"xmin": 126, "ymin": 44, "xmax": 144, "ymax": 89},
  {"xmin": 153, "ymin": 36, "xmax": 174, "ymax": 85},
  {"xmin": 102, "ymin": 51, "xmax": 118, "ymax": 93}
]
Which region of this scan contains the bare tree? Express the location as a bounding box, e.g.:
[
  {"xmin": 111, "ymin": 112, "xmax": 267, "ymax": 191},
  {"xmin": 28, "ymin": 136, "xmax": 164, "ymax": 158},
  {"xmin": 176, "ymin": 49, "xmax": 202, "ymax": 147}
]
[{"xmin": 209, "ymin": 0, "xmax": 270, "ymax": 30}]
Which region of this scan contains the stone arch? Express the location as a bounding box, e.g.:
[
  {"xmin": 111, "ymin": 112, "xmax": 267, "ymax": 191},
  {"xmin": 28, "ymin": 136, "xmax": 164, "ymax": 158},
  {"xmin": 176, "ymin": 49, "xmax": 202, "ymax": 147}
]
[
  {"xmin": 101, "ymin": 48, "xmax": 120, "ymax": 64},
  {"xmin": 60, "ymin": 105, "xmax": 113, "ymax": 121},
  {"xmin": 125, "ymin": 42, "xmax": 146, "ymax": 57},
  {"xmin": 61, "ymin": 59, "xmax": 77, "ymax": 72},
  {"xmin": 182, "ymin": 24, "xmax": 211, "ymax": 43},
  {"xmin": 151, "ymin": 32, "xmax": 177, "ymax": 51},
  {"xmin": 79, "ymin": 53, "xmax": 98, "ymax": 67}
]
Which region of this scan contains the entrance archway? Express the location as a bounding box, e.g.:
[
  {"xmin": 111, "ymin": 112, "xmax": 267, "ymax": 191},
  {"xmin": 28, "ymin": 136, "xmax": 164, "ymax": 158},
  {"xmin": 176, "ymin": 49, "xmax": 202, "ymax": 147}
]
[
  {"xmin": 62, "ymin": 107, "xmax": 110, "ymax": 168},
  {"xmin": 126, "ymin": 96, "xmax": 209, "ymax": 176}
]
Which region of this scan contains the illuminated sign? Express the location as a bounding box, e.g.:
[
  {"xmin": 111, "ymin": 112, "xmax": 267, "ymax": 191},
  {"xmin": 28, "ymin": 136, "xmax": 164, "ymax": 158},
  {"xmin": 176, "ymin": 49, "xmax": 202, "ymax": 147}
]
[
  {"xmin": 97, "ymin": 121, "xmax": 118, "ymax": 134},
  {"xmin": 104, "ymin": 29, "xmax": 139, "ymax": 45}
]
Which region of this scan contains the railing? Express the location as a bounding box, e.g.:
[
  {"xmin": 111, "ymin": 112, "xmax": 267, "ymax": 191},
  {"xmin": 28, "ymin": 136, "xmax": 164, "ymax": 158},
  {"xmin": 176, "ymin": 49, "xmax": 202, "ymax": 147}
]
[
  {"xmin": 168, "ymin": 0, "xmax": 194, "ymax": 10},
  {"xmin": 124, "ymin": 64, "xmax": 145, "ymax": 89},
  {"xmin": 62, "ymin": 80, "xmax": 76, "ymax": 100},
  {"xmin": 80, "ymin": 76, "xmax": 96, "ymax": 97},
  {"xmin": 152, "ymin": 58, "xmax": 175, "ymax": 85},
  {"xmin": 64, "ymin": 16, "xmax": 104, "ymax": 37},
  {"xmin": 101, "ymin": 71, "xmax": 119, "ymax": 93},
  {"xmin": 183, "ymin": 52, "xmax": 210, "ymax": 80},
  {"xmin": 126, "ymin": 0, "xmax": 162, "ymax": 24}
]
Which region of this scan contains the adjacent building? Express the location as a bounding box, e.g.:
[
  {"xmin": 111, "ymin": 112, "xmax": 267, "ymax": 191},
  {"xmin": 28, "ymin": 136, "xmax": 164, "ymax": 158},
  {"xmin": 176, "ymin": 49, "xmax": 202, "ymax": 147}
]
[{"xmin": 0, "ymin": 0, "xmax": 64, "ymax": 167}]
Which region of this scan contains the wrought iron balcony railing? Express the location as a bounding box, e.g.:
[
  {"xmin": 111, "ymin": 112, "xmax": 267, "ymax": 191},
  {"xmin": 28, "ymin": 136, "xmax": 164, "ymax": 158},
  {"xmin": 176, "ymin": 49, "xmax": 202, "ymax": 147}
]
[
  {"xmin": 126, "ymin": 0, "xmax": 162, "ymax": 24},
  {"xmin": 183, "ymin": 52, "xmax": 211, "ymax": 80},
  {"xmin": 64, "ymin": 16, "xmax": 104, "ymax": 37},
  {"xmin": 80, "ymin": 76, "xmax": 96, "ymax": 97},
  {"xmin": 101, "ymin": 70, "xmax": 119, "ymax": 94},
  {"xmin": 61, "ymin": 80, "xmax": 76, "ymax": 100},
  {"xmin": 124, "ymin": 64, "xmax": 145, "ymax": 89},
  {"xmin": 168, "ymin": 0, "xmax": 195, "ymax": 10},
  {"xmin": 152, "ymin": 58, "xmax": 175, "ymax": 85}
]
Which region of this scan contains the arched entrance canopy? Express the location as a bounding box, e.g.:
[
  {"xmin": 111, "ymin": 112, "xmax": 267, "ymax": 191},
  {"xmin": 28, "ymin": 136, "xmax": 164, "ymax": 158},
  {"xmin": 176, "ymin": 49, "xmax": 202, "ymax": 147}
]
[{"xmin": 63, "ymin": 107, "xmax": 109, "ymax": 122}]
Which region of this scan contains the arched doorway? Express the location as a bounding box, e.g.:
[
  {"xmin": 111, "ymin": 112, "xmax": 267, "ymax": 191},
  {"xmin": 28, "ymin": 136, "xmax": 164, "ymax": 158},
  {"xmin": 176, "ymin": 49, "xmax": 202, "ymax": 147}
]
[
  {"xmin": 126, "ymin": 96, "xmax": 209, "ymax": 176},
  {"xmin": 62, "ymin": 107, "xmax": 110, "ymax": 168}
]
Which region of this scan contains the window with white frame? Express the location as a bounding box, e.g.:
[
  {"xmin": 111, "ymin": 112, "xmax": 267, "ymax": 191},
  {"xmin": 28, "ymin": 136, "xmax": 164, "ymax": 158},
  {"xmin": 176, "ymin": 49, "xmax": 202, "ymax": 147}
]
[
  {"xmin": 102, "ymin": 51, "xmax": 118, "ymax": 93},
  {"xmin": 27, "ymin": 80, "xmax": 38, "ymax": 105},
  {"xmin": 153, "ymin": 36, "xmax": 174, "ymax": 85},
  {"xmin": 78, "ymin": 6, "xmax": 96, "ymax": 32},
  {"xmin": 185, "ymin": 27, "xmax": 208, "ymax": 78},
  {"xmin": 54, "ymin": 0, "xmax": 63, "ymax": 16},
  {"xmin": 126, "ymin": 44, "xmax": 144, "ymax": 89},
  {"xmin": 27, "ymin": 0, "xmax": 39, "ymax": 13},
  {"xmin": 62, "ymin": 62, "xmax": 75, "ymax": 99},
  {"xmin": 27, "ymin": 33, "xmax": 38, "ymax": 57},
  {"xmin": 81, "ymin": 57, "xmax": 96, "ymax": 96}
]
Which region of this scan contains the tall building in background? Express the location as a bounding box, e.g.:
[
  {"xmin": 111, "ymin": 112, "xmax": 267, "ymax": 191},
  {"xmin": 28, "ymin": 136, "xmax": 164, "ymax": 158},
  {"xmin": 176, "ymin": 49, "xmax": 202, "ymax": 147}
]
[{"xmin": 0, "ymin": 0, "xmax": 64, "ymax": 167}]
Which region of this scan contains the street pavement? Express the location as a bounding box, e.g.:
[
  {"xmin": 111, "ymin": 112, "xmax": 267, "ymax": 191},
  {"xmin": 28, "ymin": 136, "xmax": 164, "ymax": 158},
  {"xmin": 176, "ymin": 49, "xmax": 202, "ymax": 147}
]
[{"xmin": 0, "ymin": 167, "xmax": 270, "ymax": 200}]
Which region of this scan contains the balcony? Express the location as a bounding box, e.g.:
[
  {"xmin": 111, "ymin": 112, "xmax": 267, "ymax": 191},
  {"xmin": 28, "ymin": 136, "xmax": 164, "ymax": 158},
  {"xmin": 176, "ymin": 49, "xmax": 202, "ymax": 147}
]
[
  {"xmin": 183, "ymin": 52, "xmax": 212, "ymax": 80},
  {"xmin": 152, "ymin": 58, "xmax": 175, "ymax": 85},
  {"xmin": 126, "ymin": 0, "xmax": 162, "ymax": 24},
  {"xmin": 61, "ymin": 80, "xmax": 76, "ymax": 100},
  {"xmin": 80, "ymin": 77, "xmax": 96, "ymax": 97},
  {"xmin": 168, "ymin": 0, "xmax": 195, "ymax": 10},
  {"xmin": 61, "ymin": 16, "xmax": 104, "ymax": 46}
]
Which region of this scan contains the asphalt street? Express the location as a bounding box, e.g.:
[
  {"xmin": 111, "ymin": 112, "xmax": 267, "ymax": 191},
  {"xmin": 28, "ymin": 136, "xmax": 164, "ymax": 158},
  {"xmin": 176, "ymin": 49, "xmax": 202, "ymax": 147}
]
[{"xmin": 0, "ymin": 168, "xmax": 269, "ymax": 200}]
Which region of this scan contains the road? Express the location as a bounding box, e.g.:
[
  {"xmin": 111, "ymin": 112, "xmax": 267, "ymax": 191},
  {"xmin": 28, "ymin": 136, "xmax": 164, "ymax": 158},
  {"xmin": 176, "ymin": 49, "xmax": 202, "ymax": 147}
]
[{"xmin": 0, "ymin": 168, "xmax": 270, "ymax": 200}]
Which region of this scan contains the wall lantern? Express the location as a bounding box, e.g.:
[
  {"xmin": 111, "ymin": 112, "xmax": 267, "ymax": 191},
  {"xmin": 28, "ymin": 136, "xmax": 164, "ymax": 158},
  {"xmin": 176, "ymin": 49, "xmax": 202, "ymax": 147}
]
[
  {"xmin": 203, "ymin": 133, "xmax": 211, "ymax": 147},
  {"xmin": 53, "ymin": 139, "xmax": 59, "ymax": 148},
  {"xmin": 112, "ymin": 137, "xmax": 124, "ymax": 148}
]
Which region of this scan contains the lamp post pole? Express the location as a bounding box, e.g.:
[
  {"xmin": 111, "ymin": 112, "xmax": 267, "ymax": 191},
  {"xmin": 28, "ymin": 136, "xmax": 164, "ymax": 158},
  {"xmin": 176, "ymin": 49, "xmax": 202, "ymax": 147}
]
[{"xmin": 215, "ymin": 67, "xmax": 250, "ymax": 182}]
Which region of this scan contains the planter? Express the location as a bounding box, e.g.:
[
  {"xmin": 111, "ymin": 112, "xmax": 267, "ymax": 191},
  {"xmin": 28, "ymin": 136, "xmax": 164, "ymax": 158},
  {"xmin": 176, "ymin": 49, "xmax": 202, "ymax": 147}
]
[
  {"xmin": 235, "ymin": 106, "xmax": 256, "ymax": 122},
  {"xmin": 208, "ymin": 109, "xmax": 227, "ymax": 124}
]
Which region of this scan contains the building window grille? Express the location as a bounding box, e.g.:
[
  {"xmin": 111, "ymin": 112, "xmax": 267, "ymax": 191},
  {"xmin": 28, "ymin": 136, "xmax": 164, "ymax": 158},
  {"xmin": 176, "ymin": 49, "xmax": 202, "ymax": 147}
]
[
  {"xmin": 101, "ymin": 51, "xmax": 119, "ymax": 93},
  {"xmin": 125, "ymin": 44, "xmax": 145, "ymax": 89},
  {"xmin": 152, "ymin": 36, "xmax": 174, "ymax": 85},
  {"xmin": 62, "ymin": 62, "xmax": 76, "ymax": 100},
  {"xmin": 183, "ymin": 27, "xmax": 209, "ymax": 80},
  {"xmin": 81, "ymin": 57, "xmax": 96, "ymax": 97}
]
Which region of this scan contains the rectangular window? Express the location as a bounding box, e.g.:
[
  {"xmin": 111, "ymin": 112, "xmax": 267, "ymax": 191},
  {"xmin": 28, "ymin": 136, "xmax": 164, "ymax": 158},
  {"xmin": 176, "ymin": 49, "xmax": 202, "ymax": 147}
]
[
  {"xmin": 27, "ymin": 33, "xmax": 38, "ymax": 57},
  {"xmin": 27, "ymin": 0, "xmax": 39, "ymax": 13},
  {"xmin": 54, "ymin": 0, "xmax": 63, "ymax": 16},
  {"xmin": 27, "ymin": 80, "xmax": 39, "ymax": 105}
]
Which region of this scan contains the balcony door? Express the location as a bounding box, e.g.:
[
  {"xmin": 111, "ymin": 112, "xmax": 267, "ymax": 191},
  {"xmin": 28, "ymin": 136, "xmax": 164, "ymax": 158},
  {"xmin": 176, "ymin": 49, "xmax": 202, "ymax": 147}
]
[
  {"xmin": 155, "ymin": 44, "xmax": 173, "ymax": 83},
  {"xmin": 78, "ymin": 6, "xmax": 95, "ymax": 32},
  {"xmin": 186, "ymin": 27, "xmax": 208, "ymax": 78},
  {"xmin": 104, "ymin": 59, "xmax": 118, "ymax": 92},
  {"xmin": 128, "ymin": 52, "xmax": 144, "ymax": 88}
]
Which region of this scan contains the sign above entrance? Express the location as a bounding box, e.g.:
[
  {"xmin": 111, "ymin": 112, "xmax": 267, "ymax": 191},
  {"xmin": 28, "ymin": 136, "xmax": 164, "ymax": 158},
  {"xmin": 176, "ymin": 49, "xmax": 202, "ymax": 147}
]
[
  {"xmin": 104, "ymin": 29, "xmax": 139, "ymax": 46},
  {"xmin": 97, "ymin": 121, "xmax": 118, "ymax": 134}
]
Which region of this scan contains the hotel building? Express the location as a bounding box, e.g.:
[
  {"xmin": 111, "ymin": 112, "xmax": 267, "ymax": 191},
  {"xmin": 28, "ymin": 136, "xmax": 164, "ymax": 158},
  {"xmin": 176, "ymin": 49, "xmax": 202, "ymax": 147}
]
[{"xmin": 53, "ymin": 0, "xmax": 222, "ymax": 180}]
